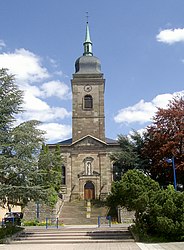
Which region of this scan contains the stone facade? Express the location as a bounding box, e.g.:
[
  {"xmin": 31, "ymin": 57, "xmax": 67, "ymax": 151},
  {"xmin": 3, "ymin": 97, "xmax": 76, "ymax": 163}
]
[
  {"xmin": 49, "ymin": 135, "xmax": 119, "ymax": 201},
  {"xmin": 72, "ymin": 73, "xmax": 105, "ymax": 142},
  {"xmin": 48, "ymin": 22, "xmax": 120, "ymax": 201}
]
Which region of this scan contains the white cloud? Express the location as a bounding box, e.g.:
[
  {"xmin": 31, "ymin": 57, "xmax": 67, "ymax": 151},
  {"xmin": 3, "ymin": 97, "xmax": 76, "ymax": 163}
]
[
  {"xmin": 22, "ymin": 107, "xmax": 71, "ymax": 123},
  {"xmin": 114, "ymin": 100, "xmax": 156, "ymax": 124},
  {"xmin": 0, "ymin": 48, "xmax": 49, "ymax": 82},
  {"xmin": 19, "ymin": 85, "xmax": 71, "ymax": 122},
  {"xmin": 0, "ymin": 40, "xmax": 6, "ymax": 50},
  {"xmin": 0, "ymin": 45, "xmax": 72, "ymax": 143},
  {"xmin": 151, "ymin": 93, "xmax": 173, "ymax": 107},
  {"xmin": 23, "ymin": 90, "xmax": 50, "ymax": 112},
  {"xmin": 38, "ymin": 123, "xmax": 72, "ymax": 142},
  {"xmin": 20, "ymin": 90, "xmax": 71, "ymax": 122},
  {"xmin": 49, "ymin": 58, "xmax": 58, "ymax": 68},
  {"xmin": 114, "ymin": 91, "xmax": 183, "ymax": 124},
  {"xmin": 41, "ymin": 80, "xmax": 70, "ymax": 99},
  {"xmin": 156, "ymin": 28, "xmax": 184, "ymax": 44}
]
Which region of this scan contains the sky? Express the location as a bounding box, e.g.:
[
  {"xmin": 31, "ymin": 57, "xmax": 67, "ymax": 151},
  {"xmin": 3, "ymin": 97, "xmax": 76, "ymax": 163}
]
[{"xmin": 0, "ymin": 0, "xmax": 184, "ymax": 143}]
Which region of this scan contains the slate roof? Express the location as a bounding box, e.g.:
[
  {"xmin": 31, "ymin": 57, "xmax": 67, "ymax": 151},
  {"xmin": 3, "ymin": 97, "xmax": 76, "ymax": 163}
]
[{"xmin": 54, "ymin": 137, "xmax": 118, "ymax": 146}]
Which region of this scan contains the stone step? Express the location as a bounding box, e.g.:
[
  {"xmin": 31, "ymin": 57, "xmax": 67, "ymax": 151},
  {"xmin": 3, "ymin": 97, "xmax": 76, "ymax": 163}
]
[
  {"xmin": 12, "ymin": 226, "xmax": 134, "ymax": 244},
  {"xmin": 60, "ymin": 201, "xmax": 108, "ymax": 225},
  {"xmin": 15, "ymin": 235, "xmax": 132, "ymax": 240},
  {"xmin": 20, "ymin": 227, "xmax": 130, "ymax": 232},
  {"xmin": 17, "ymin": 232, "xmax": 131, "ymax": 237},
  {"xmin": 12, "ymin": 239, "xmax": 134, "ymax": 244}
]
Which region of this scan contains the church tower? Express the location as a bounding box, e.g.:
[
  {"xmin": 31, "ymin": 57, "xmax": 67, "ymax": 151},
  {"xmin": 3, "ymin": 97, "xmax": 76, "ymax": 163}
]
[
  {"xmin": 72, "ymin": 22, "xmax": 105, "ymax": 142},
  {"xmin": 49, "ymin": 21, "xmax": 120, "ymax": 201}
]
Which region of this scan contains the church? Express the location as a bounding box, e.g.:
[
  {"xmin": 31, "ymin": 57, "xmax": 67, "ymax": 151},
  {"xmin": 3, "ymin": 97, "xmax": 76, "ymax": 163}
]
[{"xmin": 48, "ymin": 22, "xmax": 120, "ymax": 201}]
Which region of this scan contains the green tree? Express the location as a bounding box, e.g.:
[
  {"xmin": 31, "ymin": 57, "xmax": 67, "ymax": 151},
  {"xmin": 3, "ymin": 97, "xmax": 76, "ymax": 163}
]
[
  {"xmin": 110, "ymin": 131, "xmax": 149, "ymax": 181},
  {"xmin": 0, "ymin": 69, "xmax": 61, "ymax": 210},
  {"xmin": 38, "ymin": 144, "xmax": 63, "ymax": 205},
  {"xmin": 110, "ymin": 134, "xmax": 138, "ymax": 181},
  {"xmin": 107, "ymin": 169, "xmax": 160, "ymax": 222},
  {"xmin": 107, "ymin": 170, "xmax": 184, "ymax": 241},
  {"xmin": 130, "ymin": 130, "xmax": 151, "ymax": 174},
  {"xmin": 0, "ymin": 69, "xmax": 23, "ymax": 143},
  {"xmin": 145, "ymin": 185, "xmax": 184, "ymax": 240}
]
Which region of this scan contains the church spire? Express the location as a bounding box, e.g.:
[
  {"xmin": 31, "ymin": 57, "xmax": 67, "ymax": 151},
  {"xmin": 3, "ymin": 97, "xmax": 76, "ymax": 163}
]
[{"xmin": 83, "ymin": 20, "xmax": 93, "ymax": 56}]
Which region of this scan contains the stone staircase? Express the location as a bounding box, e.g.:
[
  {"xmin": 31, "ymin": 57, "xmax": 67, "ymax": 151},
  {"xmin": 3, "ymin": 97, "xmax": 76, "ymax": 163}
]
[
  {"xmin": 11, "ymin": 226, "xmax": 134, "ymax": 244},
  {"xmin": 60, "ymin": 200, "xmax": 108, "ymax": 225}
]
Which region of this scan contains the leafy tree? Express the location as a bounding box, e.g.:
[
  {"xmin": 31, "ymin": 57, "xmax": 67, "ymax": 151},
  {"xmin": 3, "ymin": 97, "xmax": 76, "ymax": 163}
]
[
  {"xmin": 110, "ymin": 131, "xmax": 149, "ymax": 181},
  {"xmin": 110, "ymin": 134, "xmax": 137, "ymax": 181},
  {"xmin": 107, "ymin": 169, "xmax": 160, "ymax": 222},
  {"xmin": 0, "ymin": 69, "xmax": 23, "ymax": 143},
  {"xmin": 107, "ymin": 170, "xmax": 184, "ymax": 241},
  {"xmin": 38, "ymin": 144, "xmax": 63, "ymax": 205},
  {"xmin": 0, "ymin": 69, "xmax": 62, "ymax": 210},
  {"xmin": 130, "ymin": 130, "xmax": 151, "ymax": 174},
  {"xmin": 143, "ymin": 96, "xmax": 184, "ymax": 188},
  {"xmin": 145, "ymin": 185, "xmax": 184, "ymax": 240}
]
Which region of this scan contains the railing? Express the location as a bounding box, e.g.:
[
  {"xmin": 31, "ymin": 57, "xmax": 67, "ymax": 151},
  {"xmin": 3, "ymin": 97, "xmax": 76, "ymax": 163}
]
[
  {"xmin": 45, "ymin": 217, "xmax": 59, "ymax": 229},
  {"xmin": 98, "ymin": 216, "xmax": 112, "ymax": 228}
]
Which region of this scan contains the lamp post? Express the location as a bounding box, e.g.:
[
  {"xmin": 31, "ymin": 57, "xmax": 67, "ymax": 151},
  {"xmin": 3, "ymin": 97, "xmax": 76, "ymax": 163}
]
[
  {"xmin": 166, "ymin": 156, "xmax": 177, "ymax": 191},
  {"xmin": 36, "ymin": 202, "xmax": 40, "ymax": 220}
]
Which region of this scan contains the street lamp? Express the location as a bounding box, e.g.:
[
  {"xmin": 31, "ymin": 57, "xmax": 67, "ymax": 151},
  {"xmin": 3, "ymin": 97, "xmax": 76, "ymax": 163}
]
[
  {"xmin": 165, "ymin": 156, "xmax": 177, "ymax": 191},
  {"xmin": 36, "ymin": 202, "xmax": 40, "ymax": 220}
]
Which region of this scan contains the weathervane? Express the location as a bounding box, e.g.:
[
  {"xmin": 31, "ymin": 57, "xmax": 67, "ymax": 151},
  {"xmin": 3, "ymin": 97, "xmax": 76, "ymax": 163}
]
[{"xmin": 86, "ymin": 12, "xmax": 89, "ymax": 23}]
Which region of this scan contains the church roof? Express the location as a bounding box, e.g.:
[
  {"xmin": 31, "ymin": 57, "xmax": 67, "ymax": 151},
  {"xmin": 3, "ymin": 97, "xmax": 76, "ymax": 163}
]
[
  {"xmin": 56, "ymin": 137, "xmax": 118, "ymax": 146},
  {"xmin": 75, "ymin": 21, "xmax": 101, "ymax": 74},
  {"xmin": 105, "ymin": 137, "xmax": 119, "ymax": 144},
  {"xmin": 75, "ymin": 55, "xmax": 101, "ymax": 74},
  {"xmin": 58, "ymin": 138, "xmax": 72, "ymax": 145}
]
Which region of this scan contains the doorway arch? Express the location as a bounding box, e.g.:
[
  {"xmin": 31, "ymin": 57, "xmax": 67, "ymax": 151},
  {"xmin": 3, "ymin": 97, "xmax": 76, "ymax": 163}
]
[{"xmin": 84, "ymin": 181, "xmax": 95, "ymax": 200}]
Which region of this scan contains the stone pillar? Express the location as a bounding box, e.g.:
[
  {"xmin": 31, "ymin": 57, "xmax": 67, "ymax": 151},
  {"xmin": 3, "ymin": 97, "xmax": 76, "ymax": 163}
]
[{"xmin": 86, "ymin": 200, "xmax": 91, "ymax": 218}]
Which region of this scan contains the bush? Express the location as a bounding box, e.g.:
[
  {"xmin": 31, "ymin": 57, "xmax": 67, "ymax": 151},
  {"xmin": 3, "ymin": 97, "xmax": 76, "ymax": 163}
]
[
  {"xmin": 22, "ymin": 219, "xmax": 46, "ymax": 226},
  {"xmin": 22, "ymin": 219, "xmax": 64, "ymax": 227},
  {"xmin": 107, "ymin": 170, "xmax": 184, "ymax": 242},
  {"xmin": 0, "ymin": 226, "xmax": 23, "ymax": 242}
]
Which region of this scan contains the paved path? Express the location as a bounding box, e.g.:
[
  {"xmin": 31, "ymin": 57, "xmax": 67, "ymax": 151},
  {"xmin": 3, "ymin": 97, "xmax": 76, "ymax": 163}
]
[
  {"xmin": 0, "ymin": 242, "xmax": 184, "ymax": 250},
  {"xmin": 137, "ymin": 242, "xmax": 184, "ymax": 250},
  {"xmin": 0, "ymin": 225, "xmax": 183, "ymax": 250},
  {"xmin": 0, "ymin": 243, "xmax": 140, "ymax": 250}
]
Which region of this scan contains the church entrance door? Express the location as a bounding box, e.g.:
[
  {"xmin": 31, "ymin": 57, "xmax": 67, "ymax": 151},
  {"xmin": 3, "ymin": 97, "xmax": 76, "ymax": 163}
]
[{"xmin": 84, "ymin": 181, "xmax": 95, "ymax": 200}]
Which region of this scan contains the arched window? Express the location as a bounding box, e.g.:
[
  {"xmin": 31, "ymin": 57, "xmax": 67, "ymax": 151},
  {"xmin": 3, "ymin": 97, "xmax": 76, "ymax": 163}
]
[{"xmin": 84, "ymin": 95, "xmax": 93, "ymax": 109}]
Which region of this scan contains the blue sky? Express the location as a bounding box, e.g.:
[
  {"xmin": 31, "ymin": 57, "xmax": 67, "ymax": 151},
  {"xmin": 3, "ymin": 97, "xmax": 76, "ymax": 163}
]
[{"xmin": 0, "ymin": 0, "xmax": 184, "ymax": 143}]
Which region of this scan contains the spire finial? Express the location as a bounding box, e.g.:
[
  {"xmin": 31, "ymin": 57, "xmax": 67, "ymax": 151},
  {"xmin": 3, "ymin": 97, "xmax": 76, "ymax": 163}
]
[
  {"xmin": 83, "ymin": 12, "xmax": 93, "ymax": 56},
  {"xmin": 86, "ymin": 11, "xmax": 89, "ymax": 23}
]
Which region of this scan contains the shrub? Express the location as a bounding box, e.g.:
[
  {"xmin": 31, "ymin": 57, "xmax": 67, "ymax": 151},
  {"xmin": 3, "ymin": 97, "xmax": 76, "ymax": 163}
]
[
  {"xmin": 0, "ymin": 226, "xmax": 23, "ymax": 242},
  {"xmin": 107, "ymin": 170, "xmax": 184, "ymax": 241}
]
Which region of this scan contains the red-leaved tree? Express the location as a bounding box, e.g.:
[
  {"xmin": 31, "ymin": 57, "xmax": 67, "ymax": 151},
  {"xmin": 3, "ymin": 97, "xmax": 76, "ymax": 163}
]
[{"xmin": 143, "ymin": 96, "xmax": 184, "ymax": 188}]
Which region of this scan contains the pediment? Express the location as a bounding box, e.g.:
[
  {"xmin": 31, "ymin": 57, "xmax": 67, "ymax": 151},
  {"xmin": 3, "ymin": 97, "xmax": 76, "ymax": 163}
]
[
  {"xmin": 71, "ymin": 135, "xmax": 107, "ymax": 149},
  {"xmin": 78, "ymin": 170, "xmax": 100, "ymax": 178}
]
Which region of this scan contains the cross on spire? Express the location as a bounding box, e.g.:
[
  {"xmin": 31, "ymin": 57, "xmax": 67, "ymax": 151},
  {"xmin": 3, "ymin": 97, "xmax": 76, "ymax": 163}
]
[
  {"xmin": 83, "ymin": 12, "xmax": 93, "ymax": 56},
  {"xmin": 86, "ymin": 12, "xmax": 89, "ymax": 23}
]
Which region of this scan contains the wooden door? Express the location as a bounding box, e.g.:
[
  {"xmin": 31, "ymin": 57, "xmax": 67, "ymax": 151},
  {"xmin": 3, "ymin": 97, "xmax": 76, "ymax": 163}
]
[{"xmin": 84, "ymin": 182, "xmax": 95, "ymax": 200}]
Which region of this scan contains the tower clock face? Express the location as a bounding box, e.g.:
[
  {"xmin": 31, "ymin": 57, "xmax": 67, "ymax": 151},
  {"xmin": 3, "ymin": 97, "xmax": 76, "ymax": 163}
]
[{"xmin": 84, "ymin": 85, "xmax": 92, "ymax": 92}]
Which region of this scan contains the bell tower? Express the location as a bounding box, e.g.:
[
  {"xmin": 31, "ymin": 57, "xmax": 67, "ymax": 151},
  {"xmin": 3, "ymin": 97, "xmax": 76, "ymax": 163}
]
[
  {"xmin": 48, "ymin": 19, "xmax": 120, "ymax": 202},
  {"xmin": 71, "ymin": 22, "xmax": 105, "ymax": 142}
]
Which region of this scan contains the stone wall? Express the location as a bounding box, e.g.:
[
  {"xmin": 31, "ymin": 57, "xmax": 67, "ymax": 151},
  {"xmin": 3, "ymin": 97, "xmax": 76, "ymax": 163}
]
[{"xmin": 23, "ymin": 199, "xmax": 63, "ymax": 222}]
